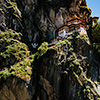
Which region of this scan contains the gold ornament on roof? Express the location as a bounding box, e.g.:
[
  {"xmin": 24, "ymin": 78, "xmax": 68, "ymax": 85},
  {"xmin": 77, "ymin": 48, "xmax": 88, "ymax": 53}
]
[{"xmin": 72, "ymin": 15, "xmax": 78, "ymax": 18}]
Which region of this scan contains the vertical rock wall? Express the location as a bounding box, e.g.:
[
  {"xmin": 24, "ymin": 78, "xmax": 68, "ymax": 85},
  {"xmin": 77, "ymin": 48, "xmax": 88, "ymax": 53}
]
[
  {"xmin": 1, "ymin": 0, "xmax": 99, "ymax": 100},
  {"xmin": 16, "ymin": 0, "xmax": 91, "ymax": 46},
  {"xmin": 32, "ymin": 33, "xmax": 100, "ymax": 100}
]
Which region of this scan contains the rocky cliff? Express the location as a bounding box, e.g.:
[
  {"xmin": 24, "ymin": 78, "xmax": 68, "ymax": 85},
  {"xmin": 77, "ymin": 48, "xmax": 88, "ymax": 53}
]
[
  {"xmin": 0, "ymin": 0, "xmax": 91, "ymax": 44},
  {"xmin": 0, "ymin": 0, "xmax": 100, "ymax": 100},
  {"xmin": 16, "ymin": 0, "xmax": 91, "ymax": 45}
]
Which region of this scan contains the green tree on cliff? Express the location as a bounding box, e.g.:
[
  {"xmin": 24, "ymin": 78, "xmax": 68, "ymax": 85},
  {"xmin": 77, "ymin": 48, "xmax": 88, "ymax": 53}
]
[
  {"xmin": 92, "ymin": 23, "xmax": 100, "ymax": 52},
  {"xmin": 0, "ymin": 29, "xmax": 32, "ymax": 80}
]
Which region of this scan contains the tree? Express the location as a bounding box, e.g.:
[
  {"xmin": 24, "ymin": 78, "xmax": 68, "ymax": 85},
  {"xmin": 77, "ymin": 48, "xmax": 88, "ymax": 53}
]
[
  {"xmin": 92, "ymin": 23, "xmax": 100, "ymax": 52},
  {"xmin": 0, "ymin": 29, "xmax": 32, "ymax": 80}
]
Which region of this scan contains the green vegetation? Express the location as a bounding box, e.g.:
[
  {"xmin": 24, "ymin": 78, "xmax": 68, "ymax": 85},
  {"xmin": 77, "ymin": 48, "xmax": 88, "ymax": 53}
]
[
  {"xmin": 0, "ymin": 8, "xmax": 4, "ymax": 14},
  {"xmin": 1, "ymin": 0, "xmax": 21, "ymax": 19},
  {"xmin": 0, "ymin": 29, "xmax": 32, "ymax": 80},
  {"xmin": 37, "ymin": 42, "xmax": 48, "ymax": 57},
  {"xmin": 0, "ymin": 29, "xmax": 49, "ymax": 80},
  {"xmin": 92, "ymin": 23, "xmax": 100, "ymax": 52},
  {"xmin": 0, "ymin": 29, "xmax": 30, "ymax": 62},
  {"xmin": 54, "ymin": 32, "xmax": 100, "ymax": 100},
  {"xmin": 0, "ymin": 0, "xmax": 100, "ymax": 99}
]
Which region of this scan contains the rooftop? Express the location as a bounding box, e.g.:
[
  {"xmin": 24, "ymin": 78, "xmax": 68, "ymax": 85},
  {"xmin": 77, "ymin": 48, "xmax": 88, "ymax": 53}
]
[
  {"xmin": 57, "ymin": 23, "xmax": 86, "ymax": 32},
  {"xmin": 92, "ymin": 16, "xmax": 99, "ymax": 20},
  {"xmin": 66, "ymin": 15, "xmax": 85, "ymax": 23}
]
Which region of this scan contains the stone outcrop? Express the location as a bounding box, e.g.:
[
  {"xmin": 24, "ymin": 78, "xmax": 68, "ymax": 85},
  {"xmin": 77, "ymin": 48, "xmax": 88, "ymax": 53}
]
[
  {"xmin": 32, "ymin": 33, "xmax": 100, "ymax": 100},
  {"xmin": 1, "ymin": 0, "xmax": 100, "ymax": 100},
  {"xmin": 0, "ymin": 77, "xmax": 30, "ymax": 100},
  {"xmin": 16, "ymin": 0, "xmax": 91, "ymax": 48}
]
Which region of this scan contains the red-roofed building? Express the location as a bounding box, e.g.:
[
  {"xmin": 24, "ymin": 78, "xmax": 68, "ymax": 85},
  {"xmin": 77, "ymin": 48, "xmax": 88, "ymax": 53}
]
[
  {"xmin": 51, "ymin": 15, "xmax": 89, "ymax": 45},
  {"xmin": 66, "ymin": 15, "xmax": 86, "ymax": 26},
  {"xmin": 55, "ymin": 15, "xmax": 87, "ymax": 40},
  {"xmin": 92, "ymin": 16, "xmax": 99, "ymax": 25}
]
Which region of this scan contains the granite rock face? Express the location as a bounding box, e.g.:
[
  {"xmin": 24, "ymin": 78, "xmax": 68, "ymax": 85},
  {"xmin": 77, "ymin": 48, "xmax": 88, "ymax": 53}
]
[
  {"xmin": 32, "ymin": 34, "xmax": 100, "ymax": 100},
  {"xmin": 0, "ymin": 0, "xmax": 22, "ymax": 32},
  {"xmin": 16, "ymin": 0, "xmax": 91, "ymax": 46},
  {"xmin": 0, "ymin": 77, "xmax": 31, "ymax": 100},
  {"xmin": 1, "ymin": 0, "xmax": 100, "ymax": 100}
]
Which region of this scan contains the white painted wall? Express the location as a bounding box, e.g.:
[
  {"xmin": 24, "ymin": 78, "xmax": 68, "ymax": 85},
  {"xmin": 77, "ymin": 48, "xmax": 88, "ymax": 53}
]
[{"xmin": 58, "ymin": 29, "xmax": 66, "ymax": 38}]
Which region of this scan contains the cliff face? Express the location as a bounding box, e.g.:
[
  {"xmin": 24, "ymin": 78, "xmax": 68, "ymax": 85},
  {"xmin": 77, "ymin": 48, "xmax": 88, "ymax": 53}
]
[
  {"xmin": 0, "ymin": 0, "xmax": 91, "ymax": 44},
  {"xmin": 0, "ymin": 77, "xmax": 30, "ymax": 100},
  {"xmin": 16, "ymin": 0, "xmax": 91, "ymax": 45},
  {"xmin": 0, "ymin": 0, "xmax": 100, "ymax": 100},
  {"xmin": 32, "ymin": 34, "xmax": 100, "ymax": 100}
]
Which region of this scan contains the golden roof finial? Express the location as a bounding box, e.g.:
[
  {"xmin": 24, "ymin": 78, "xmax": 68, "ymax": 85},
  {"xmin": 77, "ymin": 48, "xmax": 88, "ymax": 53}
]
[{"xmin": 72, "ymin": 15, "xmax": 77, "ymax": 18}]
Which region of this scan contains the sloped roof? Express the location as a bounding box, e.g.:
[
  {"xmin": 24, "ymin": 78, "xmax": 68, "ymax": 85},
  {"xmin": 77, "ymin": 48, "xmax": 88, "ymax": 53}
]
[
  {"xmin": 92, "ymin": 16, "xmax": 99, "ymax": 21},
  {"xmin": 66, "ymin": 15, "xmax": 85, "ymax": 23},
  {"xmin": 56, "ymin": 15, "xmax": 86, "ymax": 33},
  {"xmin": 56, "ymin": 23, "xmax": 86, "ymax": 32}
]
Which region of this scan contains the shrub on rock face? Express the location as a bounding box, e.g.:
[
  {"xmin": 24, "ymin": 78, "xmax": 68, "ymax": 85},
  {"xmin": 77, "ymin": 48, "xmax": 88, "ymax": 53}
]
[
  {"xmin": 0, "ymin": 29, "xmax": 30, "ymax": 66},
  {"xmin": 0, "ymin": 29, "xmax": 32, "ymax": 80},
  {"xmin": 37, "ymin": 42, "xmax": 48, "ymax": 56},
  {"xmin": 92, "ymin": 23, "xmax": 100, "ymax": 42},
  {"xmin": 92, "ymin": 23, "xmax": 100, "ymax": 53}
]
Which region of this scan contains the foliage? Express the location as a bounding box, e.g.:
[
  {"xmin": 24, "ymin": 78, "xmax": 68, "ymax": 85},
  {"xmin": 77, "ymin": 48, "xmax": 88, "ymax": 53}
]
[
  {"xmin": 92, "ymin": 23, "xmax": 100, "ymax": 53},
  {"xmin": 0, "ymin": 8, "xmax": 4, "ymax": 13},
  {"xmin": 0, "ymin": 29, "xmax": 32, "ymax": 80},
  {"xmin": 37, "ymin": 42, "xmax": 48, "ymax": 57},
  {"xmin": 9, "ymin": 55, "xmax": 34, "ymax": 80},
  {"xmin": 0, "ymin": 29, "xmax": 30, "ymax": 62},
  {"xmin": 1, "ymin": 0, "xmax": 21, "ymax": 19},
  {"xmin": 0, "ymin": 31, "xmax": 50, "ymax": 80},
  {"xmin": 52, "ymin": 32, "xmax": 100, "ymax": 100},
  {"xmin": 92, "ymin": 23, "xmax": 100, "ymax": 42},
  {"xmin": 66, "ymin": 33, "xmax": 100, "ymax": 100}
]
